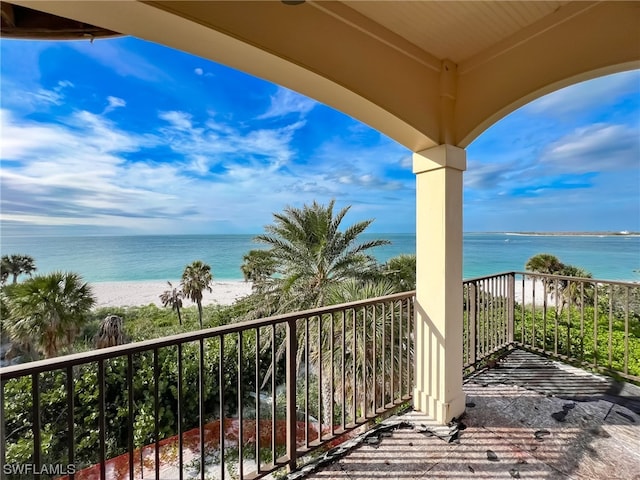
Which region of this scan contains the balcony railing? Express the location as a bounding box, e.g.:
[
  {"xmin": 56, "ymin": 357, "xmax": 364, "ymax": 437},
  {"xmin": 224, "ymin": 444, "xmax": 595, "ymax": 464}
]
[
  {"xmin": 2, "ymin": 273, "xmax": 638, "ymax": 479},
  {"xmin": 463, "ymin": 272, "xmax": 640, "ymax": 383},
  {"xmin": 1, "ymin": 291, "xmax": 415, "ymax": 479}
]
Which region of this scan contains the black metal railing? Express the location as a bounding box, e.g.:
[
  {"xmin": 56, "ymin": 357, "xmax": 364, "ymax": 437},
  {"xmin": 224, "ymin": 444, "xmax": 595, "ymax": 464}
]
[
  {"xmin": 0, "ymin": 291, "xmax": 414, "ymax": 480},
  {"xmin": 2, "ymin": 271, "xmax": 637, "ymax": 479},
  {"xmin": 511, "ymin": 272, "xmax": 639, "ymax": 383},
  {"xmin": 463, "ymin": 273, "xmax": 515, "ymax": 370},
  {"xmin": 464, "ymin": 272, "xmax": 639, "ymax": 383}
]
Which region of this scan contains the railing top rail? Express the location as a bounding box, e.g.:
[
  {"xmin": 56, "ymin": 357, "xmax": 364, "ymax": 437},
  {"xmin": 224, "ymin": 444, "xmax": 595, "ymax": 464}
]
[
  {"xmin": 463, "ymin": 272, "xmax": 515, "ymax": 282},
  {"xmin": 0, "ymin": 290, "xmax": 415, "ymax": 380},
  {"xmin": 514, "ymin": 271, "xmax": 639, "ymax": 286},
  {"xmin": 464, "ymin": 271, "xmax": 638, "ymax": 287}
]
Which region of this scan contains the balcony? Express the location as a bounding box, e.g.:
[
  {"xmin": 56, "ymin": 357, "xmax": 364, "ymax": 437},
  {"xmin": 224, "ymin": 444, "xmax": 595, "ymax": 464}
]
[{"xmin": 1, "ymin": 272, "xmax": 638, "ymax": 479}]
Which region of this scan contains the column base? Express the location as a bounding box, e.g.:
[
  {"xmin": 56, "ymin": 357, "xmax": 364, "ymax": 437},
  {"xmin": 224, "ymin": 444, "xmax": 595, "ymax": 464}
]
[{"xmin": 413, "ymin": 388, "xmax": 466, "ymax": 424}]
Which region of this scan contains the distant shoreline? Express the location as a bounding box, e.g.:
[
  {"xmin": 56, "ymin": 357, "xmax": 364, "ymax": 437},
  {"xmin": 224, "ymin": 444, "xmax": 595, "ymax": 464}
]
[{"xmin": 503, "ymin": 232, "xmax": 639, "ymax": 237}]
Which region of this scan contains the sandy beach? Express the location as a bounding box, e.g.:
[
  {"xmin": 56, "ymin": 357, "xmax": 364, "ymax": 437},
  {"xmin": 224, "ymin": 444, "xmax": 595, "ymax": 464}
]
[
  {"xmin": 91, "ymin": 280, "xmax": 253, "ymax": 308},
  {"xmin": 91, "ymin": 278, "xmax": 550, "ymax": 309}
]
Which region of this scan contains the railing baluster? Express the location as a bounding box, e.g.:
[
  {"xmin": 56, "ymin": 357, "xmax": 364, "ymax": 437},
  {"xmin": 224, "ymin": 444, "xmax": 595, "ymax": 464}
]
[
  {"xmin": 580, "ymin": 282, "xmax": 585, "ymax": 362},
  {"xmin": 98, "ymin": 360, "xmax": 106, "ymax": 480},
  {"xmin": 624, "ymin": 286, "xmax": 630, "ymax": 375},
  {"xmin": 408, "ymin": 297, "xmax": 413, "ymax": 396},
  {"xmin": 341, "ymin": 310, "xmax": 346, "ymax": 431},
  {"xmin": 608, "ymin": 285, "xmax": 614, "ymax": 368},
  {"xmin": 593, "ymin": 284, "xmax": 599, "ymax": 368},
  {"xmin": 566, "ymin": 281, "xmax": 572, "ymax": 358},
  {"xmin": 520, "ymin": 275, "xmax": 525, "ymax": 345},
  {"xmin": 286, "ymin": 319, "xmax": 298, "ymax": 472},
  {"xmin": 1, "ymin": 379, "xmax": 5, "ymax": 476},
  {"xmin": 220, "ymin": 335, "xmax": 226, "ymax": 480},
  {"xmin": 270, "ymin": 326, "xmax": 276, "ymax": 465},
  {"xmin": 469, "ymin": 282, "xmax": 477, "ymax": 366},
  {"xmin": 398, "ymin": 301, "xmax": 403, "ymax": 401},
  {"xmin": 361, "ymin": 305, "xmax": 366, "ymax": 415},
  {"xmin": 32, "ymin": 373, "xmax": 41, "ymax": 478},
  {"xmin": 372, "ymin": 305, "xmax": 377, "ymax": 413},
  {"xmin": 127, "ymin": 354, "xmax": 134, "ymax": 480},
  {"xmin": 304, "ymin": 317, "xmax": 310, "ymax": 447},
  {"xmin": 389, "ymin": 302, "xmax": 394, "ymax": 406},
  {"xmin": 330, "ymin": 312, "xmax": 335, "ymax": 436},
  {"xmin": 352, "ymin": 308, "xmax": 357, "ymax": 421},
  {"xmin": 532, "ymin": 276, "xmax": 537, "ymax": 350},
  {"xmin": 508, "ymin": 274, "xmax": 515, "ymax": 345},
  {"xmin": 238, "ymin": 332, "xmax": 244, "ymax": 480},
  {"xmin": 177, "ymin": 344, "xmax": 184, "ymax": 480},
  {"xmin": 381, "ymin": 303, "xmax": 386, "ymax": 407},
  {"xmin": 317, "ymin": 315, "xmax": 323, "ymax": 437},
  {"xmin": 554, "ymin": 278, "xmax": 559, "ymax": 355},
  {"xmin": 199, "ymin": 339, "xmax": 205, "ymax": 480},
  {"xmin": 66, "ymin": 366, "xmax": 75, "ymax": 480},
  {"xmin": 255, "ymin": 327, "xmax": 261, "ymax": 474},
  {"xmin": 154, "ymin": 348, "xmax": 160, "ymax": 479}
]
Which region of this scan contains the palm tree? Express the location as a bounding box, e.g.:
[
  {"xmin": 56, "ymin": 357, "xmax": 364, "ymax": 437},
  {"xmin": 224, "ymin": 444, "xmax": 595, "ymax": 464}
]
[
  {"xmin": 1, "ymin": 254, "xmax": 37, "ymax": 284},
  {"xmin": 240, "ymin": 249, "xmax": 277, "ymax": 292},
  {"xmin": 525, "ymin": 253, "xmax": 564, "ymax": 275},
  {"xmin": 95, "ymin": 314, "xmax": 126, "ymax": 348},
  {"xmin": 255, "ymin": 199, "xmax": 390, "ymax": 312},
  {"xmin": 557, "ymin": 265, "xmax": 593, "ymax": 313},
  {"xmin": 382, "ymin": 254, "xmax": 416, "ymax": 292},
  {"xmin": 3, "ymin": 272, "xmax": 95, "ymax": 358},
  {"xmin": 525, "ymin": 253, "xmax": 565, "ymax": 302},
  {"xmin": 181, "ymin": 261, "xmax": 213, "ymax": 328},
  {"xmin": 160, "ymin": 281, "xmax": 185, "ymax": 325}
]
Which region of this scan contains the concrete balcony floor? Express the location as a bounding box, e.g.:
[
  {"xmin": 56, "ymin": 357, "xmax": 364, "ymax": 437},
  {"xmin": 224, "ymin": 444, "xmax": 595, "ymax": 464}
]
[{"xmin": 302, "ymin": 350, "xmax": 640, "ymax": 480}]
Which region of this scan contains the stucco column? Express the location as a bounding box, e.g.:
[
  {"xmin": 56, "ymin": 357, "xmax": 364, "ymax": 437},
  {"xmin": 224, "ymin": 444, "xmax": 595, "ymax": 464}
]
[{"xmin": 412, "ymin": 144, "xmax": 466, "ymax": 424}]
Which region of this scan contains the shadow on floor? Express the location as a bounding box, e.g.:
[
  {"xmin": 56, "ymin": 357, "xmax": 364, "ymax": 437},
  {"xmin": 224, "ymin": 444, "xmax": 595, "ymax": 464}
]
[{"xmin": 299, "ymin": 349, "xmax": 640, "ymax": 480}]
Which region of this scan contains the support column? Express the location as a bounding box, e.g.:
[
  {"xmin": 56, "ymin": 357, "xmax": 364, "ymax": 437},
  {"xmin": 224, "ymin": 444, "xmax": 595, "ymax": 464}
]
[{"xmin": 413, "ymin": 144, "xmax": 466, "ymax": 424}]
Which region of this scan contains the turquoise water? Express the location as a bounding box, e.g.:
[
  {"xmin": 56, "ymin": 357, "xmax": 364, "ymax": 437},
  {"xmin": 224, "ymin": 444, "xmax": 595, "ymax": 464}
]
[{"xmin": 1, "ymin": 233, "xmax": 638, "ymax": 283}]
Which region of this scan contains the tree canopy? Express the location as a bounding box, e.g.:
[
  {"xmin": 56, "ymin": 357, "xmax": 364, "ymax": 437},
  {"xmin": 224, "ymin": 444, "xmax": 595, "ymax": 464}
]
[
  {"xmin": 181, "ymin": 260, "xmax": 213, "ymax": 328},
  {"xmin": 252, "ymin": 199, "xmax": 390, "ymax": 312},
  {"xmin": 3, "ymin": 271, "xmax": 95, "ymax": 358}
]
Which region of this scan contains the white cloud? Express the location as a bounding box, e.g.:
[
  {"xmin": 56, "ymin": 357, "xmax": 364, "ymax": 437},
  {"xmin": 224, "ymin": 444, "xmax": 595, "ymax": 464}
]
[
  {"xmin": 103, "ymin": 96, "xmax": 126, "ymax": 114},
  {"xmin": 194, "ymin": 68, "xmax": 204, "ymax": 76},
  {"xmin": 541, "ymin": 123, "xmax": 640, "ymax": 172},
  {"xmin": 257, "ymin": 86, "xmax": 317, "ymax": 119},
  {"xmin": 69, "ymin": 40, "xmax": 170, "ymax": 83},
  {"xmin": 159, "ymin": 110, "xmax": 193, "ymax": 131},
  {"xmin": 524, "ymin": 70, "xmax": 640, "ymax": 118},
  {"xmin": 0, "ymin": 105, "xmax": 416, "ymax": 234}
]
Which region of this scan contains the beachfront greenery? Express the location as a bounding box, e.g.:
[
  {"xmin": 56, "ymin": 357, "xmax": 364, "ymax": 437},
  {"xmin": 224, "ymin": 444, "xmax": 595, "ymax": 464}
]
[
  {"xmin": 1, "ymin": 254, "xmax": 37, "ymax": 285},
  {"xmin": 181, "ymin": 260, "xmax": 213, "ymax": 328},
  {"xmin": 2, "ymin": 271, "xmax": 95, "ymax": 359}
]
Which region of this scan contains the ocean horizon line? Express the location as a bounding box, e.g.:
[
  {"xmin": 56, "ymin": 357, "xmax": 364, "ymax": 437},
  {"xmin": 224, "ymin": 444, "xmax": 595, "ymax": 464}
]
[{"xmin": 2, "ymin": 230, "xmax": 638, "ymax": 239}]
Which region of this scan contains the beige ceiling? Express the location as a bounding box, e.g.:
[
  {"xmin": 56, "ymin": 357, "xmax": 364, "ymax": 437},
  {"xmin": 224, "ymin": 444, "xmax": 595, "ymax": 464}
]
[
  {"xmin": 338, "ymin": 1, "xmax": 570, "ymax": 65},
  {"xmin": 6, "ymin": 1, "xmax": 640, "ymax": 151}
]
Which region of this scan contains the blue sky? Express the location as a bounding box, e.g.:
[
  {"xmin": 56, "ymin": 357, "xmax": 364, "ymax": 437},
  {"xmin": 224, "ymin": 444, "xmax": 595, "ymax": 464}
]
[{"xmin": 1, "ymin": 36, "xmax": 638, "ymax": 236}]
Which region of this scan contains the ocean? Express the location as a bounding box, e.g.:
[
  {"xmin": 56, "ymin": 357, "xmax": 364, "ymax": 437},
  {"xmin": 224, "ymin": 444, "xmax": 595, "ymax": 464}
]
[{"xmin": 1, "ymin": 233, "xmax": 638, "ymax": 283}]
